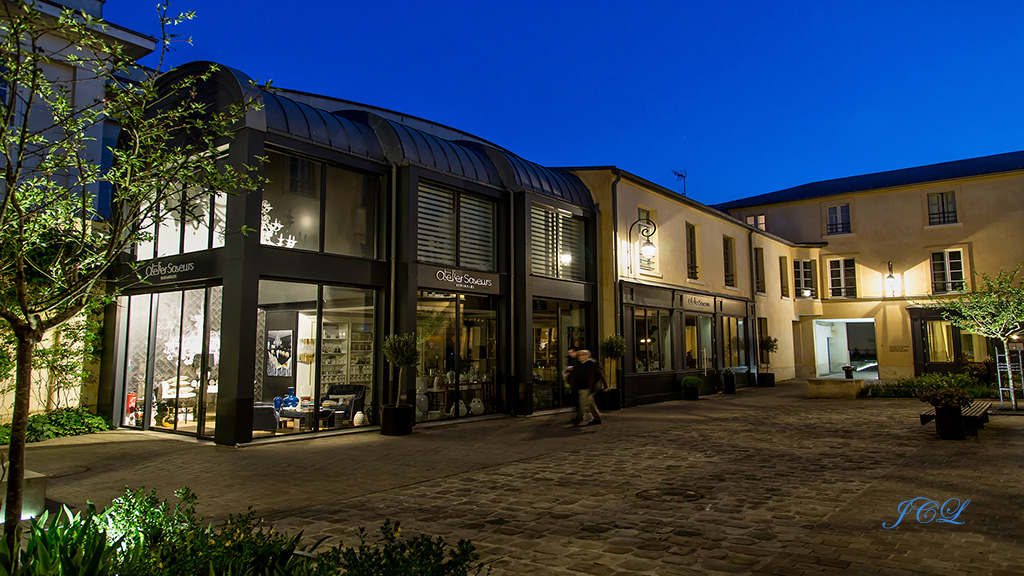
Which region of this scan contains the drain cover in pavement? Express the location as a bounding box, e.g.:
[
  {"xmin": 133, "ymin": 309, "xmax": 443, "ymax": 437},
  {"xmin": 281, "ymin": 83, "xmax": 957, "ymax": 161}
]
[{"xmin": 636, "ymin": 487, "xmax": 703, "ymax": 502}]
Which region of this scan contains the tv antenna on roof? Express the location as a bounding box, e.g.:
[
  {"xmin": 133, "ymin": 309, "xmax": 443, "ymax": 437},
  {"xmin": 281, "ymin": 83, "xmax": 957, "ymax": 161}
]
[{"xmin": 672, "ymin": 169, "xmax": 687, "ymax": 196}]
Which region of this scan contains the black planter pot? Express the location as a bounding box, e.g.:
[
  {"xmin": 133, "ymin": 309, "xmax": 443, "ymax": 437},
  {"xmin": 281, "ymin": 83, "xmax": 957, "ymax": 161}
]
[
  {"xmin": 380, "ymin": 404, "xmax": 414, "ymax": 436},
  {"xmin": 723, "ymin": 373, "xmax": 736, "ymax": 394},
  {"xmin": 934, "ymin": 405, "xmax": 966, "ymax": 440},
  {"xmin": 598, "ymin": 388, "xmax": 621, "ymax": 411},
  {"xmin": 683, "ymin": 387, "xmax": 699, "ymax": 401},
  {"xmin": 758, "ymin": 373, "xmax": 776, "ymax": 387}
]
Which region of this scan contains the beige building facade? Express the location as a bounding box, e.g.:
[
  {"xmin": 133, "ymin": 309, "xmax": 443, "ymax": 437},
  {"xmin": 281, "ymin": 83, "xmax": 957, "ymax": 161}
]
[{"xmin": 719, "ymin": 150, "xmax": 1024, "ymax": 380}]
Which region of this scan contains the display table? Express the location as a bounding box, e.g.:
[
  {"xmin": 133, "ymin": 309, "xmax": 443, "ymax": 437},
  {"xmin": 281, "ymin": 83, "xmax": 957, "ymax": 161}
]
[{"xmin": 279, "ymin": 407, "xmax": 335, "ymax": 431}]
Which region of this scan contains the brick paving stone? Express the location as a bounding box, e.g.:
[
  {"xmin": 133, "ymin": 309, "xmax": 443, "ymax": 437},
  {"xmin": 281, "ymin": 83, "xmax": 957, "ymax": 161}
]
[{"xmin": 18, "ymin": 382, "xmax": 1024, "ymax": 575}]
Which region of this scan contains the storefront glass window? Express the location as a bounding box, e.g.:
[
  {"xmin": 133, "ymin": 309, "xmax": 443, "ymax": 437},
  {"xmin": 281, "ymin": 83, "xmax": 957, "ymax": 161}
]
[
  {"xmin": 416, "ymin": 292, "xmax": 498, "ymax": 422},
  {"xmin": 324, "ymin": 166, "xmax": 378, "ymax": 258},
  {"xmin": 261, "ymin": 152, "xmax": 321, "ymax": 251},
  {"xmin": 926, "ymin": 320, "xmax": 954, "ymax": 363},
  {"xmin": 722, "ymin": 316, "xmax": 747, "ymax": 369},
  {"xmin": 117, "ymin": 287, "xmax": 221, "ymax": 437},
  {"xmin": 530, "ymin": 204, "xmax": 586, "ymax": 281},
  {"xmin": 634, "ymin": 307, "xmax": 672, "ymax": 372},
  {"xmin": 417, "ymin": 181, "xmax": 496, "ymax": 272},
  {"xmin": 960, "ymin": 330, "xmax": 994, "ymax": 364},
  {"xmin": 684, "ymin": 314, "xmax": 713, "ymax": 370},
  {"xmin": 255, "ymin": 280, "xmax": 376, "ymax": 437},
  {"xmin": 531, "ymin": 300, "xmax": 586, "ymax": 410},
  {"xmin": 122, "ymin": 294, "xmax": 152, "ymax": 428}
]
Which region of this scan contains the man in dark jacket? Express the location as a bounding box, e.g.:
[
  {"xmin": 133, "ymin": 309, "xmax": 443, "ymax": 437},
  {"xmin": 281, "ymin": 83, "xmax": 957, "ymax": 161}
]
[{"xmin": 570, "ymin": 349, "xmax": 603, "ymax": 426}]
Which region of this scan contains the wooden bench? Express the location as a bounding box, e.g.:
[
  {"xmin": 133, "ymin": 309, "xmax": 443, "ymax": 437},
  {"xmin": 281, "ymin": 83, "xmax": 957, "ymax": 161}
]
[{"xmin": 920, "ymin": 402, "xmax": 992, "ymax": 436}]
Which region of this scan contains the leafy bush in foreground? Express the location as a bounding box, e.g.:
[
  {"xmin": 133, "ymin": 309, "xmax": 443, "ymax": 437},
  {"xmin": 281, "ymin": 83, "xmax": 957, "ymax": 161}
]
[
  {"xmin": 0, "ymin": 488, "xmax": 489, "ymax": 575},
  {"xmin": 0, "ymin": 407, "xmax": 111, "ymax": 445}
]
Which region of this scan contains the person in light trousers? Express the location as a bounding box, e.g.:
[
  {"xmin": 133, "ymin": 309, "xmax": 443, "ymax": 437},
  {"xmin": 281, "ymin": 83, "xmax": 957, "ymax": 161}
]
[{"xmin": 570, "ymin": 349, "xmax": 603, "ymax": 426}]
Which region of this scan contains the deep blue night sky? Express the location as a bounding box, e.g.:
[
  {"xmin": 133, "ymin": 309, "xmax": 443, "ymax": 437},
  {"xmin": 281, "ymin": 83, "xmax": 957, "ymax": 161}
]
[{"xmin": 104, "ymin": 1, "xmax": 1024, "ymax": 205}]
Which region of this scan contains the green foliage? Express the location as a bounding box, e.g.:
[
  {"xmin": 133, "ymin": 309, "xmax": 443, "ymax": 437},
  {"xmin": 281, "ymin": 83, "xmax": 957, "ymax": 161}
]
[
  {"xmin": 599, "ymin": 334, "xmax": 626, "ymax": 361},
  {"xmin": 0, "ymin": 408, "xmax": 111, "ymax": 445},
  {"xmin": 927, "ymin": 264, "xmax": 1024, "ymax": 349},
  {"xmin": 340, "ymin": 519, "xmax": 488, "ymax": 576},
  {"xmin": 918, "ymin": 385, "xmax": 974, "ymax": 408},
  {"xmin": 0, "ymin": 506, "xmax": 118, "ymax": 576},
  {"xmin": 680, "ymin": 376, "xmax": 701, "ymax": 389},
  {"xmin": 0, "ymin": 487, "xmax": 489, "ymax": 576},
  {"xmin": 859, "ymin": 373, "xmax": 980, "ymax": 400},
  {"xmin": 382, "ymin": 333, "xmax": 420, "ymax": 367}
]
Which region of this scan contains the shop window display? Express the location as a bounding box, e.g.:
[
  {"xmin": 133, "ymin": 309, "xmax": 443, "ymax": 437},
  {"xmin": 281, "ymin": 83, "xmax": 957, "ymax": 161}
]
[
  {"xmin": 254, "ymin": 281, "xmax": 376, "ymax": 436},
  {"xmin": 416, "ymin": 292, "xmax": 497, "ymax": 422}
]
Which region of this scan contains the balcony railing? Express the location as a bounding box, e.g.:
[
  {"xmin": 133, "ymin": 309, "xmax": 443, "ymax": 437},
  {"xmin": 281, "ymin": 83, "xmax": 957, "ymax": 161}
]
[
  {"xmin": 826, "ymin": 222, "xmax": 851, "ymax": 235},
  {"xmin": 928, "ymin": 210, "xmax": 957, "ymax": 225}
]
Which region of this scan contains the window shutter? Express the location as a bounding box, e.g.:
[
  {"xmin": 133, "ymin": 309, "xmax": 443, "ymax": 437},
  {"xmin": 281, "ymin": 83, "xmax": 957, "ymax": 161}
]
[
  {"xmin": 560, "ymin": 216, "xmax": 584, "ymax": 281},
  {"xmin": 457, "ymin": 193, "xmax": 495, "ymax": 271},
  {"xmin": 417, "ymin": 182, "xmax": 456, "ymax": 266},
  {"xmin": 531, "ymin": 206, "xmax": 556, "ymax": 277}
]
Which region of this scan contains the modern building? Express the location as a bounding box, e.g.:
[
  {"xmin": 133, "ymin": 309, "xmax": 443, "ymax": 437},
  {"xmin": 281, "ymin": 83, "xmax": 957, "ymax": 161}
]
[
  {"xmin": 97, "ymin": 63, "xmax": 601, "ymax": 446},
  {"xmin": 718, "ymin": 151, "xmax": 1024, "ymax": 380}
]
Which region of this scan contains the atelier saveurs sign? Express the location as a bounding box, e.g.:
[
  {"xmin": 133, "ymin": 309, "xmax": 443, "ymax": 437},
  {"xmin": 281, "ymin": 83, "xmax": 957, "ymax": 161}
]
[
  {"xmin": 418, "ymin": 265, "xmax": 501, "ymax": 295},
  {"xmin": 127, "ymin": 253, "xmax": 219, "ymax": 288}
]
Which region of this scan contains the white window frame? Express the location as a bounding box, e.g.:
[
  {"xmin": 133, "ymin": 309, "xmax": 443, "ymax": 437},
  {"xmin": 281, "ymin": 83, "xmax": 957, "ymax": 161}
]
[
  {"xmin": 794, "ymin": 260, "xmax": 815, "ymax": 298},
  {"xmin": 931, "ymin": 249, "xmax": 966, "ymax": 294},
  {"xmin": 828, "ymin": 258, "xmax": 857, "ymax": 298},
  {"xmin": 826, "ymin": 204, "xmax": 851, "ymax": 235},
  {"xmin": 745, "ymin": 214, "xmax": 766, "ymax": 230}
]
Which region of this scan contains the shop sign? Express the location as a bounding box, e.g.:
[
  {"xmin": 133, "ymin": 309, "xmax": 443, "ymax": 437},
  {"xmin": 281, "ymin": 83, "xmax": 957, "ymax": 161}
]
[
  {"xmin": 682, "ymin": 293, "xmax": 714, "ymax": 312},
  {"xmin": 142, "ymin": 260, "xmax": 197, "ymax": 281},
  {"xmin": 419, "ymin": 265, "xmax": 500, "ymax": 294},
  {"xmin": 719, "ymin": 299, "xmax": 748, "ymax": 317},
  {"xmin": 888, "ymin": 345, "xmax": 909, "ymax": 353},
  {"xmin": 131, "ymin": 253, "xmax": 218, "ymax": 286}
]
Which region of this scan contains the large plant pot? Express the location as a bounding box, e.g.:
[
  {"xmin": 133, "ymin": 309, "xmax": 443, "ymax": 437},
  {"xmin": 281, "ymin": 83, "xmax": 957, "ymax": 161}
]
[
  {"xmin": 758, "ymin": 373, "xmax": 776, "ymax": 387},
  {"xmin": 723, "ymin": 373, "xmax": 736, "ymax": 394},
  {"xmin": 380, "ymin": 404, "xmax": 414, "ymax": 436},
  {"xmin": 683, "ymin": 387, "xmax": 699, "ymax": 401},
  {"xmin": 934, "ymin": 406, "xmax": 966, "ymax": 440},
  {"xmin": 598, "ymin": 388, "xmax": 621, "ymax": 410}
]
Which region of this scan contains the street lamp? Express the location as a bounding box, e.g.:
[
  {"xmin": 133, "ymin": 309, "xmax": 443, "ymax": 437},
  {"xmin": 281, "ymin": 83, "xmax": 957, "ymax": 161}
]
[
  {"xmin": 885, "ymin": 261, "xmax": 898, "ymax": 297},
  {"xmin": 628, "ymin": 218, "xmax": 657, "ymax": 275}
]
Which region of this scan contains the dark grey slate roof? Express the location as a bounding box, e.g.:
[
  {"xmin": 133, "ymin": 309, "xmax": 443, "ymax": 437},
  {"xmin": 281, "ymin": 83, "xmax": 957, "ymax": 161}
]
[
  {"xmin": 717, "ymin": 150, "xmax": 1024, "ymax": 211},
  {"xmin": 154, "ymin": 62, "xmax": 385, "ymax": 162},
  {"xmin": 261, "ymin": 93, "xmax": 384, "ymax": 161},
  {"xmin": 335, "ymin": 111, "xmax": 503, "ymax": 187},
  {"xmin": 456, "ymin": 141, "xmax": 596, "ymax": 209}
]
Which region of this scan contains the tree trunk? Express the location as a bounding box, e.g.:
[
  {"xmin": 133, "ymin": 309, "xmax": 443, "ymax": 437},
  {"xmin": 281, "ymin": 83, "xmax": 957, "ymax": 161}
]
[
  {"xmin": 1002, "ymin": 338, "xmax": 1018, "ymax": 411},
  {"xmin": 4, "ymin": 335, "xmax": 37, "ymax": 553}
]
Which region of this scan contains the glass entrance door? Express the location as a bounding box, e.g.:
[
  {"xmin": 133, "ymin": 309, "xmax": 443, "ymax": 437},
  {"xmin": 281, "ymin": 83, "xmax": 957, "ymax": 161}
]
[
  {"xmin": 531, "ymin": 300, "xmax": 587, "ymax": 411},
  {"xmin": 119, "ymin": 286, "xmax": 221, "ymax": 438},
  {"xmin": 416, "ymin": 292, "xmax": 497, "ymax": 422},
  {"xmin": 685, "ymin": 314, "xmax": 714, "ymax": 374}
]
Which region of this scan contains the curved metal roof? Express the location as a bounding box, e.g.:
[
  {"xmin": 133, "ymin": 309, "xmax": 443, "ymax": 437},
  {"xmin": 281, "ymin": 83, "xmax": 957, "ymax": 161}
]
[
  {"xmin": 158, "ymin": 62, "xmax": 595, "ymax": 209},
  {"xmin": 335, "ymin": 110, "xmax": 502, "ymax": 188},
  {"xmin": 155, "ymin": 62, "xmax": 385, "ymax": 162},
  {"xmin": 456, "ymin": 141, "xmax": 595, "ymax": 209},
  {"xmin": 260, "ymin": 93, "xmax": 383, "ymax": 160}
]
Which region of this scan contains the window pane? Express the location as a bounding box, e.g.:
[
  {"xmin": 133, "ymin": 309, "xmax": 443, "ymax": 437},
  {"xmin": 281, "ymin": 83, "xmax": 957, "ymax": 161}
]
[
  {"xmin": 560, "ymin": 216, "xmax": 585, "ymax": 281},
  {"xmin": 156, "ymin": 190, "xmax": 182, "ymax": 257},
  {"xmin": 211, "ymin": 192, "xmax": 227, "ymax": 248},
  {"xmin": 262, "ymin": 152, "xmax": 321, "ymax": 251},
  {"xmin": 325, "ymin": 166, "xmax": 378, "ymax": 258},
  {"xmin": 181, "ymin": 186, "xmax": 211, "ymax": 254},
  {"xmin": 122, "ymin": 294, "xmax": 152, "ymax": 428},
  {"xmin": 634, "ymin": 309, "xmax": 649, "ymax": 372},
  {"xmin": 926, "ymin": 320, "xmax": 954, "ymax": 363},
  {"xmin": 458, "ymin": 194, "xmax": 495, "ymax": 271}
]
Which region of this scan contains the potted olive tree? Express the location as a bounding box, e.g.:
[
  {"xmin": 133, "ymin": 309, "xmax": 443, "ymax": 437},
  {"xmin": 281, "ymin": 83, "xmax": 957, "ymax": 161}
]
[
  {"xmin": 381, "ymin": 332, "xmax": 419, "ymax": 436},
  {"xmin": 599, "ymin": 334, "xmax": 626, "ymax": 410},
  {"xmin": 918, "ymin": 380, "xmax": 973, "ymax": 440},
  {"xmin": 758, "ymin": 335, "xmax": 779, "ymax": 387},
  {"xmin": 680, "ymin": 376, "xmax": 701, "ymax": 401}
]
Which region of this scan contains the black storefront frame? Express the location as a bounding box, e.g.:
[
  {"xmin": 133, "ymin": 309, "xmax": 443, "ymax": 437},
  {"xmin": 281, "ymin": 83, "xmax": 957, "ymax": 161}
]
[
  {"xmin": 908, "ymin": 307, "xmax": 998, "ymax": 377},
  {"xmin": 619, "ymin": 282, "xmax": 756, "ymax": 404}
]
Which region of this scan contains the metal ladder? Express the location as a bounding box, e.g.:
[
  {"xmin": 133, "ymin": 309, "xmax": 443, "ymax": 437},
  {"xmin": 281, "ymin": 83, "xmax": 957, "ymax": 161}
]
[{"xmin": 995, "ymin": 349, "xmax": 1021, "ymax": 410}]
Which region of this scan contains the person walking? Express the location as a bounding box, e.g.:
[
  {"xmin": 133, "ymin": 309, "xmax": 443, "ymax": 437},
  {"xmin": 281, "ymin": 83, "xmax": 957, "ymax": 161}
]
[{"xmin": 571, "ymin": 349, "xmax": 604, "ymax": 426}]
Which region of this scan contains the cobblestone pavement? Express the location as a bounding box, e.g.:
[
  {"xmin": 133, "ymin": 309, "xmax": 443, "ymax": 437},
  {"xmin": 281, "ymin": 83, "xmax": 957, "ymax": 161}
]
[{"xmin": 18, "ymin": 381, "xmax": 1024, "ymax": 575}]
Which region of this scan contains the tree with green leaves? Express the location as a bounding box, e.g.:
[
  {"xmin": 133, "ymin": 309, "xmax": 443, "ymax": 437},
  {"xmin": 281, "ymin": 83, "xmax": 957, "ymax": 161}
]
[
  {"xmin": 928, "ymin": 264, "xmax": 1024, "ymax": 410},
  {"xmin": 0, "ymin": 1, "xmax": 262, "ymax": 549}
]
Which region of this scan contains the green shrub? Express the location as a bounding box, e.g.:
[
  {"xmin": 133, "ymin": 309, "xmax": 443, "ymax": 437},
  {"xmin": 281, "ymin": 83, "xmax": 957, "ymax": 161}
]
[
  {"xmin": 0, "ymin": 407, "xmax": 111, "ymax": 445},
  {"xmin": 859, "ymin": 372, "xmax": 980, "ymax": 399},
  {"xmin": 0, "ymin": 506, "xmax": 118, "ymax": 576},
  {"xmin": 680, "ymin": 376, "xmax": 701, "ymax": 389},
  {"xmin": 340, "ymin": 519, "xmax": 488, "ymax": 576}
]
